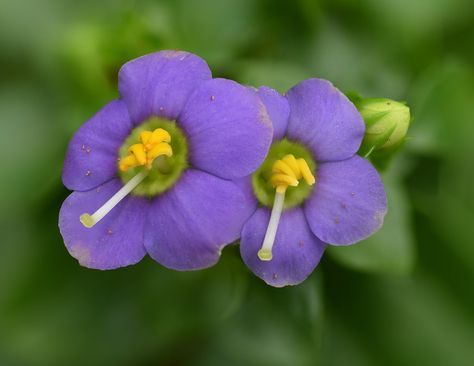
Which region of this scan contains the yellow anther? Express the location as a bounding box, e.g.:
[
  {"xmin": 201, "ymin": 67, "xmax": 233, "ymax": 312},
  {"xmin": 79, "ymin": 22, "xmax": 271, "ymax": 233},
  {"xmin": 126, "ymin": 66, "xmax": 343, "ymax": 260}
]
[
  {"xmin": 146, "ymin": 142, "xmax": 173, "ymax": 168},
  {"xmin": 119, "ymin": 154, "xmax": 139, "ymax": 172},
  {"xmin": 128, "ymin": 144, "xmax": 147, "ymax": 165},
  {"xmin": 145, "ymin": 128, "xmax": 171, "ymax": 149},
  {"xmin": 272, "ymin": 160, "xmax": 297, "ymax": 179},
  {"xmin": 282, "ymin": 154, "xmax": 301, "ymax": 179},
  {"xmin": 119, "ymin": 128, "xmax": 173, "ymax": 172},
  {"xmin": 270, "ymin": 174, "xmax": 299, "ymax": 189},
  {"xmin": 139, "ymin": 131, "xmax": 153, "ymax": 145},
  {"xmin": 297, "ymin": 158, "xmax": 316, "ymax": 186},
  {"xmin": 268, "ymin": 154, "xmax": 315, "ymax": 193}
]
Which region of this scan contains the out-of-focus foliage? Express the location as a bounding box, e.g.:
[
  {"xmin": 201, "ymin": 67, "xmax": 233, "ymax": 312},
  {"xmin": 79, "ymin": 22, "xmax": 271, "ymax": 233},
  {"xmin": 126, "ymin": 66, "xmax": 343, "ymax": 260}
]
[{"xmin": 0, "ymin": 0, "xmax": 473, "ymax": 365}]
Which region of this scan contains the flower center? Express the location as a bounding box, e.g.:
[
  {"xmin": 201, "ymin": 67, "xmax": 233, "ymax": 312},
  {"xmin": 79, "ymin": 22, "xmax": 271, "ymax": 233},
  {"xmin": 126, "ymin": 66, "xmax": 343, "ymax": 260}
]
[
  {"xmin": 252, "ymin": 139, "xmax": 316, "ymax": 261},
  {"xmin": 118, "ymin": 128, "xmax": 172, "ymax": 172},
  {"xmin": 79, "ymin": 116, "xmax": 188, "ymax": 228},
  {"xmin": 118, "ymin": 117, "xmax": 188, "ymax": 197},
  {"xmin": 252, "ymin": 139, "xmax": 316, "ymax": 209}
]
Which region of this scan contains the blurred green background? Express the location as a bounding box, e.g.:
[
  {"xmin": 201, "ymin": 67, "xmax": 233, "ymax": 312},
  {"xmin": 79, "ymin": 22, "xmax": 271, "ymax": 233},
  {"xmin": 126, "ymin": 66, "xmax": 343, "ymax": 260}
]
[{"xmin": 1, "ymin": 0, "xmax": 474, "ymax": 365}]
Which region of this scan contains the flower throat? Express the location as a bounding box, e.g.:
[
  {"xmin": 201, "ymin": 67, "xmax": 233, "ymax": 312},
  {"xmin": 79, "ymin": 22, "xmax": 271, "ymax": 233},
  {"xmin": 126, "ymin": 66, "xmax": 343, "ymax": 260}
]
[
  {"xmin": 80, "ymin": 117, "xmax": 188, "ymax": 228},
  {"xmin": 251, "ymin": 139, "xmax": 316, "ymax": 261}
]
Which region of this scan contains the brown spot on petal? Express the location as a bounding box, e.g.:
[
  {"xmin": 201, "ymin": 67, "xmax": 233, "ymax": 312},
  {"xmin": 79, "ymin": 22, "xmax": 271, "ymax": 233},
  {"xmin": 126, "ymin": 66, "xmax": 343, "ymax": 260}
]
[
  {"xmin": 374, "ymin": 210, "xmax": 386, "ymax": 223},
  {"xmin": 107, "ymin": 229, "xmax": 113, "ymax": 235},
  {"xmin": 70, "ymin": 245, "xmax": 91, "ymax": 267},
  {"xmin": 162, "ymin": 50, "xmax": 187, "ymax": 60},
  {"xmin": 334, "ymin": 218, "xmax": 340, "ymax": 224},
  {"xmin": 298, "ymin": 240, "xmax": 304, "ymax": 248},
  {"xmin": 340, "ymin": 202, "xmax": 347, "ymax": 209},
  {"xmin": 81, "ymin": 145, "xmax": 91, "ymax": 153},
  {"xmin": 258, "ymin": 101, "xmax": 272, "ymax": 129}
]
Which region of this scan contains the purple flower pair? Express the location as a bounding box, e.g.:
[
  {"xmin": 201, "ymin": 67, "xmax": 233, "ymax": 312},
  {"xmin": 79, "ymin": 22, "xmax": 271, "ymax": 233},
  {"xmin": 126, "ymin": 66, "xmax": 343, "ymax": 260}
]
[
  {"xmin": 59, "ymin": 50, "xmax": 272, "ymax": 270},
  {"xmin": 59, "ymin": 50, "xmax": 387, "ymax": 287}
]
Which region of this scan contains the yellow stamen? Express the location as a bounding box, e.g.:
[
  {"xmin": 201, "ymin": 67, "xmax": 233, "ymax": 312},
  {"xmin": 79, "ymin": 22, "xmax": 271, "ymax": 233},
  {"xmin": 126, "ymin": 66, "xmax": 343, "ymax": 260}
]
[
  {"xmin": 272, "ymin": 160, "xmax": 297, "ymax": 179},
  {"xmin": 119, "ymin": 128, "xmax": 173, "ymax": 172},
  {"xmin": 259, "ymin": 154, "xmax": 316, "ymax": 261},
  {"xmin": 146, "ymin": 142, "xmax": 173, "ymax": 168},
  {"xmin": 297, "ymin": 158, "xmax": 316, "ymax": 186},
  {"xmin": 282, "ymin": 154, "xmax": 301, "ymax": 178},
  {"xmin": 270, "ymin": 154, "xmax": 315, "ymax": 191},
  {"xmin": 119, "ymin": 154, "xmax": 139, "ymax": 172},
  {"xmin": 145, "ymin": 128, "xmax": 171, "ymax": 149},
  {"xmin": 139, "ymin": 130, "xmax": 153, "ymax": 145},
  {"xmin": 270, "ymin": 174, "xmax": 299, "ymax": 190},
  {"xmin": 128, "ymin": 144, "xmax": 147, "ymax": 165}
]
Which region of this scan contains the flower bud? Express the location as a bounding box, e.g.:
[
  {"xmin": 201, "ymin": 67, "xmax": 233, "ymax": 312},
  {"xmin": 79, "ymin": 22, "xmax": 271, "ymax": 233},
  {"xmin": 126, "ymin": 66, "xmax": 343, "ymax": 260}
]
[{"xmin": 356, "ymin": 98, "xmax": 410, "ymax": 155}]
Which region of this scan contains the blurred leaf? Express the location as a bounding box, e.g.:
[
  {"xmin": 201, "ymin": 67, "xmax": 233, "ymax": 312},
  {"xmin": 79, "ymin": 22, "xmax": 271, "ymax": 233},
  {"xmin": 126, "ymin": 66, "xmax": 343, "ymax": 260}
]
[
  {"xmin": 195, "ymin": 274, "xmax": 324, "ymax": 366},
  {"xmin": 323, "ymin": 265, "xmax": 474, "ymax": 366},
  {"xmin": 328, "ymin": 167, "xmax": 416, "ymax": 275},
  {"xmin": 236, "ymin": 59, "xmax": 312, "ymax": 92},
  {"xmin": 309, "ymin": 20, "xmax": 408, "ymax": 97},
  {"xmin": 408, "ymin": 60, "xmax": 474, "ymax": 155},
  {"xmin": 171, "ymin": 0, "xmax": 258, "ymax": 66},
  {"xmin": 60, "ymin": 5, "xmax": 172, "ymax": 104},
  {"xmin": 0, "ymin": 84, "xmax": 64, "ymax": 213}
]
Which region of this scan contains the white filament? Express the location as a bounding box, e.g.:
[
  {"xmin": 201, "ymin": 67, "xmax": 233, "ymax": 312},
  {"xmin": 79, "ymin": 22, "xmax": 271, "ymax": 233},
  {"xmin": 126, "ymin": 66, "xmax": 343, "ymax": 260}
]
[
  {"xmin": 80, "ymin": 170, "xmax": 147, "ymax": 228},
  {"xmin": 257, "ymin": 190, "xmax": 286, "ymax": 261}
]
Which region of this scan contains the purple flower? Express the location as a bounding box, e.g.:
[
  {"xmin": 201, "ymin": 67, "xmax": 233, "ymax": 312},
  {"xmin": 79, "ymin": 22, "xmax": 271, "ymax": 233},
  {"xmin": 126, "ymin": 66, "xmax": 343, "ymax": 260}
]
[
  {"xmin": 59, "ymin": 50, "xmax": 272, "ymax": 270},
  {"xmin": 240, "ymin": 79, "xmax": 387, "ymax": 287}
]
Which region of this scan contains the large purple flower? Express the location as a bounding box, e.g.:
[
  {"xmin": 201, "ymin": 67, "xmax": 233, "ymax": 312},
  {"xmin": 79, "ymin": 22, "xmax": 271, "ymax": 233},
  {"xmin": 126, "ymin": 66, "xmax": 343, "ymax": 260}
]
[
  {"xmin": 59, "ymin": 50, "xmax": 272, "ymax": 270},
  {"xmin": 240, "ymin": 79, "xmax": 387, "ymax": 287}
]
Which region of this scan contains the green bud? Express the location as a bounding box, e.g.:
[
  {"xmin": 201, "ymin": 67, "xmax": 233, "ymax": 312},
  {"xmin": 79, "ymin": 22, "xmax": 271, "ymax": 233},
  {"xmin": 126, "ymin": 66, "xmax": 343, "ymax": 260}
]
[{"xmin": 356, "ymin": 98, "xmax": 410, "ymax": 156}]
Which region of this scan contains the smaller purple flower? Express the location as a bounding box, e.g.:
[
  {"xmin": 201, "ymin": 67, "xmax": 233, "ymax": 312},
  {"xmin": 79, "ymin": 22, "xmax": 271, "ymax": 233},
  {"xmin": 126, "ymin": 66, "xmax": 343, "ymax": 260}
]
[
  {"xmin": 59, "ymin": 50, "xmax": 272, "ymax": 270},
  {"xmin": 240, "ymin": 79, "xmax": 387, "ymax": 287}
]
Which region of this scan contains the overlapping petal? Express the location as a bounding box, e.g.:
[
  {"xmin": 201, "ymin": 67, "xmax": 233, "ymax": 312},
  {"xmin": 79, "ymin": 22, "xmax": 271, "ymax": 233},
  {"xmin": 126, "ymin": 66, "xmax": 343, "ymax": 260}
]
[
  {"xmin": 304, "ymin": 156, "xmax": 387, "ymax": 245},
  {"xmin": 62, "ymin": 100, "xmax": 132, "ymax": 191},
  {"xmin": 119, "ymin": 50, "xmax": 212, "ymax": 123},
  {"xmin": 240, "ymin": 208, "xmax": 326, "ymax": 287},
  {"xmin": 178, "ymin": 78, "xmax": 273, "ymax": 179},
  {"xmin": 257, "ymin": 86, "xmax": 289, "ymax": 141},
  {"xmin": 59, "ymin": 179, "xmax": 148, "ymax": 269},
  {"xmin": 286, "ymin": 78, "xmax": 365, "ymax": 162},
  {"xmin": 144, "ymin": 169, "xmax": 257, "ymax": 270}
]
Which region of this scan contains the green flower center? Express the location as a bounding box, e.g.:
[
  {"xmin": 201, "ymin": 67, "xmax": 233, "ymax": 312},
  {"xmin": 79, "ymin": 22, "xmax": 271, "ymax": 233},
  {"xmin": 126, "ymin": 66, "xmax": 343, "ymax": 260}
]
[
  {"xmin": 252, "ymin": 139, "xmax": 317, "ymax": 209},
  {"xmin": 118, "ymin": 116, "xmax": 188, "ymax": 197}
]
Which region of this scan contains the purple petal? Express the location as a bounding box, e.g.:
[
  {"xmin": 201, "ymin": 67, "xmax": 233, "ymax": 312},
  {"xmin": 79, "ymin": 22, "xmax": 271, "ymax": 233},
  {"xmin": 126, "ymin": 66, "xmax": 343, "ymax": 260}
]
[
  {"xmin": 178, "ymin": 78, "xmax": 273, "ymax": 180},
  {"xmin": 119, "ymin": 50, "xmax": 212, "ymax": 123},
  {"xmin": 257, "ymin": 86, "xmax": 289, "ymax": 141},
  {"xmin": 62, "ymin": 100, "xmax": 131, "ymax": 191},
  {"xmin": 144, "ymin": 169, "xmax": 257, "ymax": 270},
  {"xmin": 286, "ymin": 78, "xmax": 365, "ymax": 162},
  {"xmin": 59, "ymin": 179, "xmax": 148, "ymax": 269},
  {"xmin": 240, "ymin": 208, "xmax": 326, "ymax": 287},
  {"xmin": 304, "ymin": 156, "xmax": 387, "ymax": 245}
]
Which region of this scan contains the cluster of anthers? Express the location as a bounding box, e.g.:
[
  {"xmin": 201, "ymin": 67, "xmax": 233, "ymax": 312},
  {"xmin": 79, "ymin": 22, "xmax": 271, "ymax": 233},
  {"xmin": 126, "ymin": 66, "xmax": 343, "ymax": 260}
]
[
  {"xmin": 119, "ymin": 128, "xmax": 173, "ymax": 172},
  {"xmin": 80, "ymin": 128, "xmax": 173, "ymax": 229},
  {"xmin": 258, "ymin": 154, "xmax": 316, "ymax": 261}
]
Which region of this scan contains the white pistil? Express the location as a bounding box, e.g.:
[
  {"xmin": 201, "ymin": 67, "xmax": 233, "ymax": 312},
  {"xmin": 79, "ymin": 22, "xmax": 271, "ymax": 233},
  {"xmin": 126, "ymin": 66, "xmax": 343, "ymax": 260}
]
[
  {"xmin": 257, "ymin": 190, "xmax": 286, "ymax": 261},
  {"xmin": 80, "ymin": 170, "xmax": 147, "ymax": 228}
]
